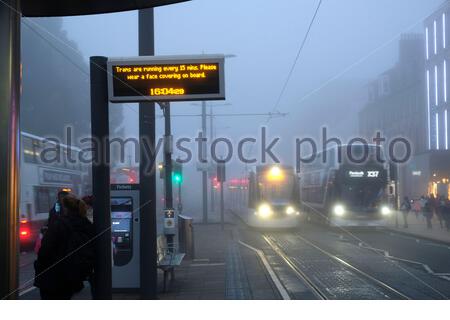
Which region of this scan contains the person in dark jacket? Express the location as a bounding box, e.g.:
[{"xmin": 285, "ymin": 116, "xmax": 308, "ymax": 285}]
[
  {"xmin": 34, "ymin": 195, "xmax": 95, "ymax": 299},
  {"xmin": 400, "ymin": 196, "xmax": 411, "ymax": 228},
  {"xmin": 423, "ymin": 199, "xmax": 433, "ymax": 229},
  {"xmin": 443, "ymin": 200, "xmax": 450, "ymax": 232}
]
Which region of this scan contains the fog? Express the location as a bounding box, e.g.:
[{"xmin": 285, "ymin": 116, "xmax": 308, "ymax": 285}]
[{"xmin": 21, "ymin": 0, "xmax": 444, "ymax": 216}]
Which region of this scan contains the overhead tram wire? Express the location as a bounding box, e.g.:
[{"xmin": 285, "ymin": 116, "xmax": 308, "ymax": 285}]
[
  {"xmin": 22, "ymin": 20, "xmax": 142, "ymax": 116},
  {"xmin": 267, "ymin": 0, "xmax": 323, "ymax": 123},
  {"xmin": 242, "ymin": 0, "xmax": 323, "ymax": 173},
  {"xmin": 156, "ymin": 112, "xmax": 288, "ymax": 119}
]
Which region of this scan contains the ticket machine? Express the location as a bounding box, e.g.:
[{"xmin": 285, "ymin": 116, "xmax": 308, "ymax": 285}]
[{"xmin": 111, "ymin": 185, "xmax": 140, "ymax": 290}]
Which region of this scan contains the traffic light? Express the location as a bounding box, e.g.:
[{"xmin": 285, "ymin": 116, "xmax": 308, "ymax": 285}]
[
  {"xmin": 159, "ymin": 160, "xmax": 183, "ymax": 183},
  {"xmin": 172, "ymin": 161, "xmax": 183, "ymax": 184}
]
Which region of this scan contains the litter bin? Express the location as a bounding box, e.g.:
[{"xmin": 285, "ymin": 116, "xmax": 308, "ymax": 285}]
[{"xmin": 178, "ymin": 215, "xmax": 195, "ymax": 260}]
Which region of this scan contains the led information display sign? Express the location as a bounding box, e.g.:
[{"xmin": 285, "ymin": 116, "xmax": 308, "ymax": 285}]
[{"xmin": 107, "ymin": 55, "xmax": 225, "ymax": 102}]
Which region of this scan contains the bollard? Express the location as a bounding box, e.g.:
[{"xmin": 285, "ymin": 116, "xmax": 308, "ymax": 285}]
[{"xmin": 178, "ymin": 215, "xmax": 195, "ymax": 260}]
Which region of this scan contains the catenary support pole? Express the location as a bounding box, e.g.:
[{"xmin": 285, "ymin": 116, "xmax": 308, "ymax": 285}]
[
  {"xmin": 0, "ymin": 0, "xmax": 20, "ymax": 300},
  {"xmin": 202, "ymin": 101, "xmax": 208, "ymax": 223},
  {"xmin": 90, "ymin": 56, "xmax": 112, "ymax": 299},
  {"xmin": 220, "ymin": 181, "xmax": 224, "ymax": 230},
  {"xmin": 210, "ymin": 107, "xmax": 215, "ymax": 212},
  {"xmin": 139, "ymin": 8, "xmax": 157, "ymax": 300},
  {"xmin": 163, "ymin": 103, "xmax": 174, "ymax": 248}
]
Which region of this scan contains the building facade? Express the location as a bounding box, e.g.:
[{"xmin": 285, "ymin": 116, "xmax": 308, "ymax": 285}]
[
  {"xmin": 359, "ymin": 25, "xmax": 450, "ymax": 200},
  {"xmin": 359, "ymin": 33, "xmax": 428, "ymax": 156},
  {"xmin": 425, "ymin": 1, "xmax": 450, "ymax": 150}
]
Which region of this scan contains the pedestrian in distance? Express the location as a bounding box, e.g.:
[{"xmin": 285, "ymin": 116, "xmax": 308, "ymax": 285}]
[
  {"xmin": 400, "ymin": 196, "xmax": 411, "ymax": 228},
  {"xmin": 34, "ymin": 195, "xmax": 95, "ymax": 300},
  {"xmin": 419, "ymin": 195, "xmax": 427, "ymax": 221},
  {"xmin": 412, "ymin": 199, "xmax": 421, "ymax": 219},
  {"xmin": 429, "ymin": 194, "xmax": 438, "ymax": 217},
  {"xmin": 436, "ymin": 195, "xmax": 445, "ymax": 229},
  {"xmin": 423, "ymin": 199, "xmax": 433, "ymax": 230},
  {"xmin": 442, "ymin": 200, "xmax": 450, "ymax": 232}
]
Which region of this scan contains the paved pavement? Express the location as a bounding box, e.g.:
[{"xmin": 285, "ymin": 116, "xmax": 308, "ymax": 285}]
[
  {"xmin": 388, "ymin": 212, "xmax": 450, "ymax": 244},
  {"xmin": 159, "ymin": 222, "xmax": 280, "ymax": 299},
  {"xmin": 19, "ymin": 212, "xmax": 280, "ymax": 300}
]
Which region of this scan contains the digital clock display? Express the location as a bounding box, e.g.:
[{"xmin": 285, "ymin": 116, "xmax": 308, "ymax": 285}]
[{"xmin": 108, "ymin": 55, "xmax": 225, "ymax": 102}]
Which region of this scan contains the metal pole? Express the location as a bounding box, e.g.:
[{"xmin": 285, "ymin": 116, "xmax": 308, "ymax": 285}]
[
  {"xmin": 210, "ymin": 107, "xmax": 215, "ymax": 212},
  {"xmin": 163, "ymin": 103, "xmax": 174, "ymax": 248},
  {"xmin": 0, "ymin": 0, "xmax": 20, "ymax": 300},
  {"xmin": 202, "ymin": 101, "xmax": 208, "ymax": 223},
  {"xmin": 178, "ymin": 183, "xmax": 182, "ymax": 215},
  {"xmin": 220, "ymin": 182, "xmax": 224, "ymax": 230},
  {"xmin": 138, "ymin": 8, "xmax": 157, "ymax": 300},
  {"xmin": 90, "ymin": 56, "xmax": 112, "ymax": 299},
  {"xmin": 395, "ymin": 165, "xmax": 400, "ymax": 228}
]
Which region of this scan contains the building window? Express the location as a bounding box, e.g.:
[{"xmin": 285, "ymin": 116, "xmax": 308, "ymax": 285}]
[
  {"xmin": 426, "ymin": 27, "xmax": 430, "ymax": 60},
  {"xmin": 34, "ymin": 186, "xmax": 58, "ymax": 214},
  {"xmin": 23, "ymin": 136, "xmax": 39, "ymax": 163},
  {"xmin": 379, "ymin": 75, "xmax": 390, "ymax": 96},
  {"xmin": 435, "ymin": 65, "xmax": 439, "ymax": 106},
  {"xmin": 436, "ymin": 112, "xmax": 440, "ymax": 150},
  {"xmin": 368, "ymin": 85, "xmax": 376, "ymax": 102},
  {"xmin": 443, "ymin": 13, "xmax": 447, "ymax": 49},
  {"xmin": 434, "ymin": 19, "xmax": 438, "ymax": 55},
  {"xmin": 445, "ymin": 60, "xmax": 448, "ymax": 103},
  {"xmin": 446, "ymin": 109, "xmax": 449, "ymax": 150}
]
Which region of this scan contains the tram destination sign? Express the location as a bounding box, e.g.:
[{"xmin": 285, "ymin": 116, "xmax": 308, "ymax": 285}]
[{"xmin": 107, "ymin": 55, "xmax": 225, "ymax": 102}]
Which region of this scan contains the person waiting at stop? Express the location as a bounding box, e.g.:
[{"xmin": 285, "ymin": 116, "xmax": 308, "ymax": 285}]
[{"xmin": 34, "ymin": 195, "xmax": 95, "ymax": 299}]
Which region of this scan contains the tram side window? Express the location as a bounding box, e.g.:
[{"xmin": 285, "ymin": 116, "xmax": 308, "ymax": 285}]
[{"xmin": 34, "ymin": 186, "xmax": 58, "ymax": 214}]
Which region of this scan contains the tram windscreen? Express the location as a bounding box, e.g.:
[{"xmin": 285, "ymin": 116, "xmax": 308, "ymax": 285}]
[
  {"xmin": 339, "ymin": 167, "xmax": 387, "ymax": 208},
  {"xmin": 258, "ymin": 167, "xmax": 295, "ymax": 202}
]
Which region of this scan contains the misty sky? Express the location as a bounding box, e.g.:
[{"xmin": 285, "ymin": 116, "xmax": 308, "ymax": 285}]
[{"xmin": 59, "ymin": 0, "xmax": 442, "ymax": 149}]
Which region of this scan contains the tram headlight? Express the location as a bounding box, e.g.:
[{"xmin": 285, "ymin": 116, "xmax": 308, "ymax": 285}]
[
  {"xmin": 381, "ymin": 206, "xmax": 391, "ymax": 216},
  {"xmin": 257, "ymin": 204, "xmax": 273, "ymax": 219},
  {"xmin": 285, "ymin": 206, "xmax": 298, "ymax": 215},
  {"xmin": 333, "ymin": 204, "xmax": 345, "ymax": 217}
]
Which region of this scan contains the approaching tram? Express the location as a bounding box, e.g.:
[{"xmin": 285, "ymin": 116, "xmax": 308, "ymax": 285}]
[
  {"xmin": 300, "ymin": 144, "xmax": 392, "ymax": 227},
  {"xmin": 228, "ymin": 164, "xmax": 301, "ymax": 228}
]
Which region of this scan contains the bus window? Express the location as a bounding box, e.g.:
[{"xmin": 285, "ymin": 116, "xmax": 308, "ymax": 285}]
[
  {"xmin": 23, "ymin": 137, "xmax": 38, "ymax": 163},
  {"xmin": 34, "ymin": 186, "xmax": 58, "ymax": 214}
]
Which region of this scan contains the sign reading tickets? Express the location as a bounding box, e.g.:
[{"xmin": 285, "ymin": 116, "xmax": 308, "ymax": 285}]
[{"xmin": 107, "ymin": 55, "xmax": 225, "ymax": 102}]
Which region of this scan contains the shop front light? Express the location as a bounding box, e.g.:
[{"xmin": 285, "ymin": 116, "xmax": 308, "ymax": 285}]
[
  {"xmin": 257, "ymin": 203, "xmax": 273, "ymax": 219},
  {"xmin": 381, "ymin": 206, "xmax": 391, "ymax": 216},
  {"xmin": 333, "ymin": 204, "xmax": 345, "ymax": 217}
]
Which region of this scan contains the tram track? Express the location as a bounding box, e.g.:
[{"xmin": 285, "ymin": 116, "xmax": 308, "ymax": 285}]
[
  {"xmin": 263, "ymin": 233, "xmax": 412, "ymax": 300},
  {"xmin": 262, "ymin": 235, "xmax": 328, "ymax": 299}
]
